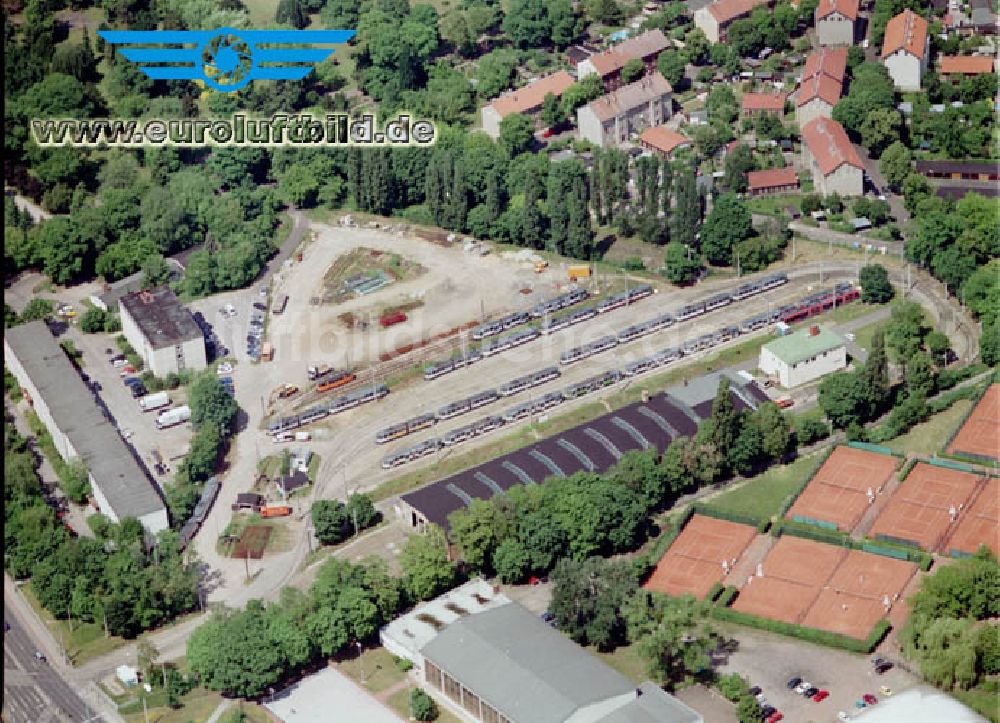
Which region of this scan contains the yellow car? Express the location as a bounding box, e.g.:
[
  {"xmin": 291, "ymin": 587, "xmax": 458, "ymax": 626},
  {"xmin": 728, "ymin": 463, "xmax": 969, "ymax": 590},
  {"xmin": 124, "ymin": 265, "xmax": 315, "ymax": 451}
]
[{"xmin": 879, "ymin": 686, "xmax": 893, "ymax": 697}]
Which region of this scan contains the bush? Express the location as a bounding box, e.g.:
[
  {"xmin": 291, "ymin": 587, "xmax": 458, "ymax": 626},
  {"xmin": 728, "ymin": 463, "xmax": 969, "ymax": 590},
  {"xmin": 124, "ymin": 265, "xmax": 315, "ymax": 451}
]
[
  {"xmin": 393, "ymin": 655, "xmax": 413, "ymax": 672},
  {"xmin": 79, "ymin": 307, "xmax": 108, "ymax": 333},
  {"xmin": 717, "ymin": 586, "xmax": 738, "ymax": 607},
  {"xmin": 409, "ymin": 689, "xmax": 439, "ymax": 722},
  {"xmin": 718, "ymin": 672, "xmax": 750, "ymax": 702},
  {"xmin": 796, "ymin": 418, "xmax": 829, "ymax": 446}
]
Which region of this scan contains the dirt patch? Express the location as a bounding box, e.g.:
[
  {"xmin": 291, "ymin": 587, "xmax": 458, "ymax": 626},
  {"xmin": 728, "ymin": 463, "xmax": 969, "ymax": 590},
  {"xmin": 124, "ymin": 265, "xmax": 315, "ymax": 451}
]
[
  {"xmin": 233, "ymin": 525, "xmax": 272, "ymax": 560},
  {"xmin": 316, "ymin": 248, "xmax": 425, "ymax": 305},
  {"xmin": 337, "ymin": 299, "xmax": 426, "ymax": 330}
]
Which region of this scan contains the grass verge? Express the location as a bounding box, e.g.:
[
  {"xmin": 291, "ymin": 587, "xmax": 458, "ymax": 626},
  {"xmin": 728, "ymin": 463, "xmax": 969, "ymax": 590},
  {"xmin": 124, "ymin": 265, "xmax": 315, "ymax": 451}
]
[
  {"xmin": 883, "ymin": 398, "xmax": 973, "ymax": 457},
  {"xmin": 335, "ymin": 647, "xmax": 406, "ymax": 694},
  {"xmin": 699, "ymin": 453, "xmax": 822, "ymax": 521},
  {"xmin": 21, "ymin": 584, "xmax": 126, "ymax": 666}
]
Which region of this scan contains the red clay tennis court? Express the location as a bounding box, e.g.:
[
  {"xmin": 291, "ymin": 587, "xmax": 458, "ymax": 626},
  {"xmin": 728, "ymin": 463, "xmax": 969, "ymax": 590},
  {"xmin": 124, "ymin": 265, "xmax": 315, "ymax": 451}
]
[
  {"xmin": 730, "ymin": 537, "xmax": 917, "ymax": 640},
  {"xmin": 786, "ymin": 447, "xmax": 898, "ymax": 531},
  {"xmin": 947, "ymin": 385, "xmax": 999, "ymax": 462},
  {"xmin": 944, "ymin": 476, "xmax": 1000, "ymax": 557},
  {"xmin": 869, "ymin": 463, "xmax": 983, "ymax": 550},
  {"xmin": 644, "ymin": 515, "xmax": 757, "ymax": 599}
]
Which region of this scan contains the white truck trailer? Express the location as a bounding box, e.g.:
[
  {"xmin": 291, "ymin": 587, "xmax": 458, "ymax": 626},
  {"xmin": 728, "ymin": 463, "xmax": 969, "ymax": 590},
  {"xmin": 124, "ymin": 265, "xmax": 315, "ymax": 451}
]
[
  {"xmin": 156, "ymin": 405, "xmax": 191, "ymax": 430},
  {"xmin": 138, "ymin": 391, "xmax": 171, "ymax": 412}
]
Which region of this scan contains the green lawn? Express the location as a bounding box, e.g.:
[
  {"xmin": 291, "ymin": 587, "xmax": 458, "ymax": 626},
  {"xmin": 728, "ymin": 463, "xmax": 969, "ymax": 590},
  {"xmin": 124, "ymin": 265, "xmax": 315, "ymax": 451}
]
[
  {"xmin": 21, "ymin": 584, "xmax": 127, "ymax": 666},
  {"xmin": 590, "ymin": 643, "xmax": 649, "ymax": 684},
  {"xmin": 953, "ymin": 685, "xmax": 1000, "ymax": 723},
  {"xmin": 883, "ymin": 398, "xmax": 973, "ymax": 457},
  {"xmin": 700, "ymin": 452, "xmax": 822, "ymax": 521},
  {"xmin": 336, "ymin": 648, "xmax": 407, "ymax": 694}
]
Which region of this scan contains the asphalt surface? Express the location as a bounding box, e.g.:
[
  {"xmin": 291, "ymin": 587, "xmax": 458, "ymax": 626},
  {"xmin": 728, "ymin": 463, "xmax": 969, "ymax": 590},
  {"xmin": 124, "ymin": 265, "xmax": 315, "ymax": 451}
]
[{"xmin": 3, "ymin": 599, "xmax": 101, "ymax": 722}]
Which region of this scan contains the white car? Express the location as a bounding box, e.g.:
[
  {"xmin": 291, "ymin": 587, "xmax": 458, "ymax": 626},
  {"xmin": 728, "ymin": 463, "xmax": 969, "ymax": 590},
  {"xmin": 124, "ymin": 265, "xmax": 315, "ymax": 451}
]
[
  {"xmin": 216, "ymin": 362, "xmax": 234, "ymax": 375},
  {"xmin": 795, "ymin": 681, "xmax": 812, "ymax": 694},
  {"xmin": 112, "ymin": 358, "xmax": 128, "ymax": 368},
  {"xmin": 838, "ymin": 712, "xmax": 851, "ymax": 722}
]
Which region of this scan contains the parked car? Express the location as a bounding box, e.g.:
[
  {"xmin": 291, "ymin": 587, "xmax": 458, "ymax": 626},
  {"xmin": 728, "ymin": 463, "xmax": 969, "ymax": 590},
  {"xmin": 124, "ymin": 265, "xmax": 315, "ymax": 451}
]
[
  {"xmin": 112, "ymin": 358, "xmax": 128, "ymax": 368},
  {"xmin": 812, "ymin": 690, "xmax": 829, "ymax": 702},
  {"xmin": 863, "ymin": 694, "xmax": 878, "ymax": 706},
  {"xmin": 786, "ymin": 677, "xmax": 802, "ymax": 690},
  {"xmin": 803, "ymin": 686, "xmax": 819, "ymax": 698},
  {"xmin": 838, "ymin": 712, "xmax": 851, "ymax": 722},
  {"xmin": 749, "ymin": 686, "xmax": 762, "ymax": 697},
  {"xmin": 766, "ymin": 712, "xmax": 783, "ymax": 723},
  {"xmin": 540, "ymin": 611, "xmax": 555, "ymax": 623},
  {"xmin": 879, "ymin": 686, "xmax": 893, "ymax": 697},
  {"xmin": 871, "ymin": 656, "xmax": 886, "ymax": 667},
  {"xmin": 253, "ymin": 302, "xmax": 267, "ymax": 311},
  {"xmin": 794, "ymin": 681, "xmax": 812, "ymax": 695},
  {"xmin": 875, "ymin": 662, "xmax": 893, "ymax": 675},
  {"xmin": 217, "ymin": 362, "xmax": 234, "ymax": 374},
  {"xmin": 760, "ymin": 705, "xmax": 776, "ymax": 718}
]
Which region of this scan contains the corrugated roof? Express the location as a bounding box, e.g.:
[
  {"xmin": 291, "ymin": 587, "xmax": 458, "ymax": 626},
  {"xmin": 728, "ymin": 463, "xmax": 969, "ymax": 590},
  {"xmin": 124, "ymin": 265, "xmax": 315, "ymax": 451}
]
[
  {"xmin": 707, "ymin": 0, "xmax": 769, "ymax": 23},
  {"xmin": 939, "ymin": 55, "xmax": 995, "ymax": 75},
  {"xmin": 796, "ymin": 73, "xmax": 843, "ymax": 107},
  {"xmin": 763, "ymin": 325, "xmax": 846, "ymax": 365},
  {"xmin": 599, "ymin": 682, "xmax": 704, "ymax": 723},
  {"xmin": 801, "ymin": 46, "xmax": 848, "ymax": 83},
  {"xmin": 801, "ymin": 116, "xmax": 863, "ymax": 175},
  {"xmin": 421, "ymin": 602, "xmax": 636, "ymax": 722},
  {"xmin": 582, "ymin": 72, "xmax": 672, "ymax": 123},
  {"xmin": 816, "ymin": 0, "xmax": 859, "ymax": 21},
  {"xmin": 119, "ymin": 286, "xmax": 202, "ymax": 350},
  {"xmin": 747, "ymin": 167, "xmax": 799, "ymax": 190},
  {"xmin": 640, "ymin": 125, "xmax": 691, "ymax": 154},
  {"xmin": 4, "ymin": 321, "xmax": 166, "ymax": 523},
  {"xmin": 742, "ymin": 92, "xmax": 787, "ymax": 112},
  {"xmin": 486, "ymin": 71, "xmax": 576, "ymax": 119},
  {"xmin": 881, "ymin": 9, "xmax": 929, "ymax": 60},
  {"xmin": 584, "ymin": 29, "xmax": 669, "ymax": 76}
]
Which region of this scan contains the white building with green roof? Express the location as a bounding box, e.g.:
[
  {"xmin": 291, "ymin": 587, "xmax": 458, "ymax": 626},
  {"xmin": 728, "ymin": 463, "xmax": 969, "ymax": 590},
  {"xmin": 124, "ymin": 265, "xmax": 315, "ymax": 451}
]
[{"xmin": 759, "ymin": 324, "xmax": 847, "ymax": 388}]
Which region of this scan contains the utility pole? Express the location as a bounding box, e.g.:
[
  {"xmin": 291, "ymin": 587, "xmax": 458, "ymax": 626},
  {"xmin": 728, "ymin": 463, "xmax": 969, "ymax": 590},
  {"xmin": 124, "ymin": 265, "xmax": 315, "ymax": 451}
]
[
  {"xmin": 735, "ymin": 249, "xmax": 741, "ymax": 278},
  {"xmin": 143, "ymin": 696, "xmax": 149, "ymax": 723}
]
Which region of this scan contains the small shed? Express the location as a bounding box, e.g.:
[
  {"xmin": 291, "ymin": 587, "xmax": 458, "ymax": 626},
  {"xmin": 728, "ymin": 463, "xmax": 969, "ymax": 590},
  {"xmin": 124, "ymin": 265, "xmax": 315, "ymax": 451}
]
[
  {"xmin": 276, "ymin": 470, "xmax": 310, "ymax": 497},
  {"xmin": 232, "ymin": 493, "xmax": 264, "ymax": 512},
  {"xmin": 851, "ymin": 217, "xmax": 872, "ymax": 231},
  {"xmin": 116, "ymin": 665, "xmax": 139, "ymax": 688}
]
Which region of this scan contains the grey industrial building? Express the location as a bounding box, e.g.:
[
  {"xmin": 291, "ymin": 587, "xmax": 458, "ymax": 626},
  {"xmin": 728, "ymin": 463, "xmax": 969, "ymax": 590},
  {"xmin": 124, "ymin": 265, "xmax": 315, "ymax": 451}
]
[
  {"xmin": 381, "ymin": 579, "xmax": 703, "ymax": 723},
  {"xmin": 119, "ymin": 287, "xmax": 206, "ymax": 377},
  {"xmin": 4, "ymin": 321, "xmax": 169, "ymax": 534}
]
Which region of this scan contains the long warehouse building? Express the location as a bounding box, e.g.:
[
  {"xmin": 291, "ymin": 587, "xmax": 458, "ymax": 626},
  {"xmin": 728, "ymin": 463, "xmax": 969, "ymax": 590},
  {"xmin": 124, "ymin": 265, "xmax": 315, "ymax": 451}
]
[
  {"xmin": 5, "ymin": 321, "xmax": 169, "ymax": 534},
  {"xmin": 398, "ymin": 372, "xmax": 768, "ymax": 530}
]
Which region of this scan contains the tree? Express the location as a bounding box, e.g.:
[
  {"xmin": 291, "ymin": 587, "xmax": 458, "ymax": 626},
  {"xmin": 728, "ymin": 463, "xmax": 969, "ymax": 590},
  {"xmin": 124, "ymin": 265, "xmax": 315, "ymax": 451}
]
[
  {"xmin": 663, "ymin": 242, "xmax": 700, "ymax": 284},
  {"xmin": 819, "ymin": 372, "xmax": 868, "ymax": 429},
  {"xmin": 859, "ymin": 329, "xmax": 890, "ymax": 417},
  {"xmin": 79, "ymin": 307, "xmax": 108, "ymax": 333},
  {"xmin": 499, "ymin": 113, "xmax": 534, "ymax": 158},
  {"xmin": 187, "ymin": 606, "xmax": 287, "ymax": 698},
  {"xmin": 606, "ymin": 449, "xmax": 667, "ymax": 510},
  {"xmin": 737, "ymin": 694, "xmax": 763, "ymax": 723},
  {"xmin": 797, "ymin": 417, "xmax": 830, "ymax": 445},
  {"xmin": 311, "ymin": 500, "xmax": 349, "ymax": 545},
  {"xmin": 493, "ymin": 538, "xmax": 532, "ymax": 583},
  {"xmin": 541, "ymin": 92, "xmax": 565, "ymax": 129},
  {"xmin": 832, "ymin": 63, "xmax": 896, "ymax": 135},
  {"xmin": 718, "ymin": 672, "xmax": 750, "ymax": 702},
  {"xmin": 620, "ymin": 58, "xmax": 645, "ymax": 85},
  {"xmin": 750, "ymin": 402, "xmax": 791, "ymax": 461},
  {"xmin": 275, "ymin": 0, "xmax": 308, "ymax": 28},
  {"xmin": 701, "ymin": 193, "xmax": 752, "ymax": 266},
  {"xmin": 657, "ymin": 50, "xmax": 687, "ymax": 88},
  {"xmin": 886, "ymin": 300, "xmax": 927, "ymax": 359},
  {"xmin": 448, "ymin": 499, "xmax": 509, "ymax": 572},
  {"xmin": 503, "ymin": 0, "xmax": 550, "ymax": 48},
  {"xmin": 723, "ymin": 143, "xmax": 754, "ymax": 193},
  {"xmin": 549, "ymin": 556, "xmax": 638, "ymax": 650},
  {"xmin": 670, "ymin": 166, "xmax": 700, "ymax": 248},
  {"xmin": 859, "ymin": 107, "xmax": 902, "ymax": 157},
  {"xmin": 187, "ymin": 373, "xmax": 238, "ymax": 434},
  {"xmin": 859, "ymin": 264, "xmax": 894, "ymax": 303},
  {"xmin": 410, "ymin": 688, "xmax": 439, "ymax": 721},
  {"xmin": 625, "ymin": 592, "xmax": 715, "ymax": 686},
  {"xmin": 560, "ymin": 75, "xmax": 603, "ymax": 119},
  {"xmin": 141, "ymin": 254, "xmax": 173, "ymax": 290},
  {"xmin": 400, "ymin": 525, "xmax": 457, "ymax": 601},
  {"xmin": 879, "ymin": 141, "xmax": 912, "ymax": 189},
  {"xmin": 901, "ymin": 173, "xmax": 932, "ymax": 215},
  {"xmin": 345, "ymin": 494, "xmax": 379, "ymax": 532}
]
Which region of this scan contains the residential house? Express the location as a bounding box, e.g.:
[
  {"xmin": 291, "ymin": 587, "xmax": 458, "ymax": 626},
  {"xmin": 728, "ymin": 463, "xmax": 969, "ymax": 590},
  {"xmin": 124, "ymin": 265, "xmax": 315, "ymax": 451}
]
[
  {"xmin": 795, "ymin": 47, "xmax": 847, "ymax": 126},
  {"xmin": 815, "ymin": 0, "xmax": 859, "ymax": 46},
  {"xmin": 801, "ymin": 116, "xmax": 864, "ymax": 196},
  {"xmin": 800, "ymin": 46, "xmax": 848, "ymax": 84},
  {"xmin": 746, "ymin": 167, "xmax": 800, "ymax": 196},
  {"xmin": 577, "ymin": 72, "xmax": 673, "ymax": 148},
  {"xmin": 576, "ymin": 29, "xmax": 670, "ymax": 90},
  {"xmin": 881, "ymin": 9, "xmax": 929, "ymax": 91},
  {"xmin": 480, "ymin": 71, "xmax": 576, "ymax": 139},
  {"xmin": 939, "ymin": 55, "xmax": 996, "ymax": 83},
  {"xmin": 741, "ymin": 92, "xmax": 787, "ymax": 117},
  {"xmin": 639, "ymin": 126, "xmax": 692, "ymax": 156},
  {"xmin": 695, "ymin": 0, "xmax": 770, "ymax": 43}
]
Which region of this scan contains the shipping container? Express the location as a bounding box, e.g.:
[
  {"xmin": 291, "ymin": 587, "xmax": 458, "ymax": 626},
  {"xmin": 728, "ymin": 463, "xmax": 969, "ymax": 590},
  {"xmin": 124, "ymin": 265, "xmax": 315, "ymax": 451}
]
[
  {"xmin": 260, "ymin": 505, "xmax": 292, "ymax": 518},
  {"xmin": 379, "ymin": 311, "xmax": 407, "ymax": 327},
  {"xmin": 567, "ymin": 264, "xmax": 592, "ymax": 279},
  {"xmin": 271, "ymin": 294, "xmax": 288, "ymax": 315},
  {"xmin": 261, "ymin": 342, "xmax": 273, "ymax": 361}
]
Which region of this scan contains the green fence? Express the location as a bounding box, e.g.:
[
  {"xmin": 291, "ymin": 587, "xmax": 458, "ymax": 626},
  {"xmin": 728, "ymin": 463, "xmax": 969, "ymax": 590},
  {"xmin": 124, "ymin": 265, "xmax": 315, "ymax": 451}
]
[
  {"xmin": 847, "ymin": 441, "xmax": 896, "ymax": 457},
  {"xmin": 790, "ymin": 515, "xmax": 839, "ymax": 530},
  {"xmin": 862, "ymin": 542, "xmax": 911, "ymax": 561},
  {"xmin": 692, "ymin": 504, "xmax": 765, "ymax": 530},
  {"xmin": 927, "ymin": 457, "xmax": 978, "ymax": 474}
]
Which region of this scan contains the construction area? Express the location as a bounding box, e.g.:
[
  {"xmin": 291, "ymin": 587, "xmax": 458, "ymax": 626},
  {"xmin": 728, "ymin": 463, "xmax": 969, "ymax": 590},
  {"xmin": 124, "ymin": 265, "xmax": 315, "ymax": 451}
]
[
  {"xmin": 869, "ymin": 462, "xmax": 991, "ymax": 553},
  {"xmin": 946, "ymin": 384, "xmax": 999, "ymax": 464},
  {"xmin": 731, "ymin": 536, "xmax": 918, "ymax": 641},
  {"xmin": 786, "ymin": 446, "xmax": 900, "ymax": 532},
  {"xmin": 643, "ymin": 515, "xmax": 758, "ymax": 599}
]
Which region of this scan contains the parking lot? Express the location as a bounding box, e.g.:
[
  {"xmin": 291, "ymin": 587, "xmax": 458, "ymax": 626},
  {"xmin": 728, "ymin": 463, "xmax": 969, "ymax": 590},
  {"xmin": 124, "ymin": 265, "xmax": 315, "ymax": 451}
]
[{"xmin": 716, "ymin": 626, "xmax": 919, "ymax": 722}]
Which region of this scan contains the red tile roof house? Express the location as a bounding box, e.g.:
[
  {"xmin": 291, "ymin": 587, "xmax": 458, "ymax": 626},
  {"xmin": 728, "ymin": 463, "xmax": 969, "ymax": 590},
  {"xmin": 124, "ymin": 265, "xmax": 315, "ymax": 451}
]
[
  {"xmin": 639, "ymin": 126, "xmax": 692, "ymax": 156},
  {"xmin": 795, "ymin": 47, "xmax": 847, "ymax": 126},
  {"xmin": 741, "ymin": 92, "xmax": 787, "ymax": 117},
  {"xmin": 815, "ymin": 0, "xmax": 859, "ymax": 47},
  {"xmin": 881, "ymin": 9, "xmax": 930, "ymax": 91},
  {"xmin": 480, "ymin": 71, "xmax": 576, "ymax": 139},
  {"xmin": 939, "ymin": 55, "xmax": 997, "ymax": 84},
  {"xmin": 747, "ymin": 167, "xmax": 800, "ymax": 196},
  {"xmin": 576, "ymin": 29, "xmax": 670, "ymax": 91},
  {"xmin": 694, "ymin": 0, "xmax": 771, "ymax": 44},
  {"xmin": 801, "ymin": 116, "xmax": 864, "ymax": 196}
]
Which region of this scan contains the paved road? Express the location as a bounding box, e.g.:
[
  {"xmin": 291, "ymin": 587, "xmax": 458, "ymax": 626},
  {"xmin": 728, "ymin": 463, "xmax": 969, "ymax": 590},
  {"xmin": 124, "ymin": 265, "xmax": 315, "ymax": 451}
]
[
  {"xmin": 856, "ymin": 145, "xmax": 910, "ymax": 225},
  {"xmin": 7, "ymin": 192, "xmax": 53, "ymax": 223},
  {"xmin": 3, "ymin": 582, "xmax": 105, "ymax": 722}
]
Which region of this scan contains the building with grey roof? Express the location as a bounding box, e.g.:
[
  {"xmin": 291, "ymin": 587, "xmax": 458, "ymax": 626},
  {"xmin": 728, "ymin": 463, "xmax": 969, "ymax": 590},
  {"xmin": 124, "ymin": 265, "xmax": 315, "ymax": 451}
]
[
  {"xmin": 4, "ymin": 321, "xmax": 168, "ymax": 534},
  {"xmin": 89, "ymin": 261, "xmax": 183, "ymax": 312},
  {"xmin": 576, "ymin": 73, "xmax": 673, "ymax": 148},
  {"xmin": 383, "ymin": 580, "xmax": 703, "ymax": 723},
  {"xmin": 119, "ymin": 287, "xmax": 206, "ymax": 377}
]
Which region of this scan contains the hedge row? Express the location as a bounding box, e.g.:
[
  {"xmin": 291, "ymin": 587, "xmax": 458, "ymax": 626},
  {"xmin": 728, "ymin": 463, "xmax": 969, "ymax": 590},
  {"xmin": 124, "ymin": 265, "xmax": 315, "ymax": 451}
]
[
  {"xmin": 716, "ymin": 585, "xmax": 738, "ymax": 607},
  {"xmin": 691, "ymin": 503, "xmax": 766, "ymax": 531},
  {"xmin": 771, "ymin": 519, "xmax": 851, "ymax": 546},
  {"xmin": 898, "ymin": 457, "xmax": 919, "ymax": 481},
  {"xmin": 710, "ymin": 605, "xmax": 890, "ymax": 653},
  {"xmin": 637, "ymin": 507, "xmax": 696, "ymax": 574},
  {"xmin": 706, "ymin": 582, "xmax": 724, "ymax": 603}
]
